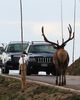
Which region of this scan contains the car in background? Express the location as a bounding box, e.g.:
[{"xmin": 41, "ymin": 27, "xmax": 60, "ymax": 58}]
[
  {"xmin": 0, "ymin": 43, "xmax": 5, "ymax": 67},
  {"xmin": 1, "ymin": 41, "xmax": 29, "ymax": 74},
  {"xmin": 19, "ymin": 41, "xmax": 56, "ymax": 75}
]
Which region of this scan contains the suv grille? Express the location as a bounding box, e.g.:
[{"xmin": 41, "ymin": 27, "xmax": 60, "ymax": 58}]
[
  {"xmin": 36, "ymin": 57, "xmax": 52, "ymax": 63},
  {"xmin": 11, "ymin": 57, "xmax": 20, "ymax": 62}
]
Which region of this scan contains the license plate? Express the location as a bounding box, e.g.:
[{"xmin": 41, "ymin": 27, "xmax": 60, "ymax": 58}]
[{"xmin": 41, "ymin": 64, "xmax": 48, "ymax": 67}]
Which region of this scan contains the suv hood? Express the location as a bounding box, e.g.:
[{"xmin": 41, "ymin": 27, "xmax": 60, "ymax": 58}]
[
  {"xmin": 6, "ymin": 52, "xmax": 22, "ymax": 57},
  {"xmin": 28, "ymin": 52, "xmax": 54, "ymax": 57}
]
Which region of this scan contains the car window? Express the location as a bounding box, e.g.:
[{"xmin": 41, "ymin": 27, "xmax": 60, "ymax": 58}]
[
  {"xmin": 28, "ymin": 44, "xmax": 56, "ymax": 53},
  {"xmin": 7, "ymin": 43, "xmax": 28, "ymax": 52},
  {"xmin": 0, "ymin": 47, "xmax": 5, "ymax": 54}
]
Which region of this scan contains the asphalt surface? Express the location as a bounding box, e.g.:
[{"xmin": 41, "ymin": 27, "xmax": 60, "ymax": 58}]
[
  {"xmin": 0, "ymin": 68, "xmax": 80, "ymax": 91},
  {"xmin": 26, "ymin": 75, "xmax": 80, "ymax": 90}
]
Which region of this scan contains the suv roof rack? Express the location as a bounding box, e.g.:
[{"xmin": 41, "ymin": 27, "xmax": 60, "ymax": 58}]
[
  {"xmin": 31, "ymin": 41, "xmax": 48, "ymax": 44},
  {"xmin": 9, "ymin": 41, "xmax": 29, "ymax": 44}
]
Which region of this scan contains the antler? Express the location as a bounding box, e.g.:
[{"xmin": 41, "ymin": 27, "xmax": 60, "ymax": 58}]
[
  {"xmin": 42, "ymin": 24, "xmax": 74, "ymax": 49},
  {"xmin": 42, "ymin": 26, "xmax": 49, "ymax": 42},
  {"xmin": 42, "ymin": 26, "xmax": 59, "ymax": 48},
  {"xmin": 61, "ymin": 24, "xmax": 74, "ymax": 47}
]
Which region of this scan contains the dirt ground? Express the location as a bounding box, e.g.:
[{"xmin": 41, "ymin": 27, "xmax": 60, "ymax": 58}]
[{"xmin": 0, "ymin": 75, "xmax": 80, "ymax": 100}]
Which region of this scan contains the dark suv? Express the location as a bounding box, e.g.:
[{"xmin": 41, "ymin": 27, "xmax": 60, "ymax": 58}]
[
  {"xmin": 1, "ymin": 41, "xmax": 29, "ymax": 74},
  {"xmin": 20, "ymin": 41, "xmax": 56, "ymax": 75}
]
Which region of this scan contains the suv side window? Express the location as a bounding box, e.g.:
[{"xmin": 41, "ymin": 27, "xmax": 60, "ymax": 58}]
[{"xmin": 0, "ymin": 47, "xmax": 5, "ymax": 54}]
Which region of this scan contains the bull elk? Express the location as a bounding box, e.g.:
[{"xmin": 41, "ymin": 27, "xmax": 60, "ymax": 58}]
[{"xmin": 42, "ymin": 24, "xmax": 74, "ymax": 86}]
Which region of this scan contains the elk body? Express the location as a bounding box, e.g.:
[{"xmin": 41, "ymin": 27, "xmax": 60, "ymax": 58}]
[
  {"xmin": 53, "ymin": 48, "xmax": 69, "ymax": 85},
  {"xmin": 42, "ymin": 24, "xmax": 74, "ymax": 86}
]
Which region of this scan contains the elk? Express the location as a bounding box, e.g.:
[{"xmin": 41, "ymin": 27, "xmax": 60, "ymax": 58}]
[{"xmin": 41, "ymin": 24, "xmax": 74, "ymax": 86}]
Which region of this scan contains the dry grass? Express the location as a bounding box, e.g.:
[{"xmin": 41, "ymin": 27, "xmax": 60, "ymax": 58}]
[
  {"xmin": 67, "ymin": 57, "xmax": 80, "ymax": 75},
  {"xmin": 0, "ymin": 75, "xmax": 80, "ymax": 100}
]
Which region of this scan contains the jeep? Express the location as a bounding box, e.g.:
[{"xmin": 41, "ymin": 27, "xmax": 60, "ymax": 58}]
[{"xmin": 19, "ymin": 41, "xmax": 56, "ymax": 75}]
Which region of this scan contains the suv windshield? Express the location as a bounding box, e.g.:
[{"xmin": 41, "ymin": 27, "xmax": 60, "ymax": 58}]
[
  {"xmin": 7, "ymin": 43, "xmax": 28, "ymax": 52},
  {"xmin": 28, "ymin": 44, "xmax": 56, "ymax": 53}
]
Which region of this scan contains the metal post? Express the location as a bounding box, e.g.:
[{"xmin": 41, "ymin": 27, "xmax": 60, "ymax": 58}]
[
  {"xmin": 61, "ymin": 0, "xmax": 63, "ymax": 43},
  {"xmin": 20, "ymin": 0, "xmax": 26, "ymax": 92},
  {"xmin": 72, "ymin": 0, "xmax": 76, "ymax": 63}
]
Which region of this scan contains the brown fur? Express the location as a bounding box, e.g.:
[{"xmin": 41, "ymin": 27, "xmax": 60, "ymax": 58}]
[
  {"xmin": 53, "ymin": 48, "xmax": 69, "ymax": 85},
  {"xmin": 41, "ymin": 24, "xmax": 74, "ymax": 86}
]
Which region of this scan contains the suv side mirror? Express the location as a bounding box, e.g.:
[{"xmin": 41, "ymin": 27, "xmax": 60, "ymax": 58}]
[{"xmin": 23, "ymin": 51, "xmax": 27, "ymax": 55}]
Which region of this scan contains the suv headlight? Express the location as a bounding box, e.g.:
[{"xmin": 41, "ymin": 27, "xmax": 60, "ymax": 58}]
[
  {"xmin": 28, "ymin": 57, "xmax": 36, "ymax": 62},
  {"xmin": 3, "ymin": 54, "xmax": 11, "ymax": 63},
  {"xmin": 5, "ymin": 54, "xmax": 11, "ymax": 62},
  {"xmin": 8, "ymin": 55, "xmax": 11, "ymax": 60}
]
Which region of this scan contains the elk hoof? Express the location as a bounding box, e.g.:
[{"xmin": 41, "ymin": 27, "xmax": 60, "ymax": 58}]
[
  {"xmin": 59, "ymin": 83, "xmax": 61, "ymax": 86},
  {"xmin": 56, "ymin": 81, "xmax": 58, "ymax": 85}
]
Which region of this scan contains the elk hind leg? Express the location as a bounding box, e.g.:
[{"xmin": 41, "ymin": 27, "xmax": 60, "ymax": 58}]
[
  {"xmin": 58, "ymin": 70, "xmax": 61, "ymax": 86},
  {"xmin": 64, "ymin": 74, "xmax": 66, "ymax": 85},
  {"xmin": 62, "ymin": 74, "xmax": 64, "ymax": 85},
  {"xmin": 62, "ymin": 71, "xmax": 66, "ymax": 85}
]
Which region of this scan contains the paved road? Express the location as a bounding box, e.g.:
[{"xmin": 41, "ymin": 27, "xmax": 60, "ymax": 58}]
[
  {"xmin": 0, "ymin": 68, "xmax": 80, "ymax": 91},
  {"xmin": 26, "ymin": 75, "xmax": 80, "ymax": 90}
]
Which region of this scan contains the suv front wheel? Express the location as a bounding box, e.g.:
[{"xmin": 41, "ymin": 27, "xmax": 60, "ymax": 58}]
[
  {"xmin": 19, "ymin": 66, "xmax": 32, "ymax": 75},
  {"xmin": 46, "ymin": 71, "xmax": 50, "ymax": 75},
  {"xmin": 26, "ymin": 67, "xmax": 32, "ymax": 75},
  {"xmin": 1, "ymin": 65, "xmax": 9, "ymax": 74}
]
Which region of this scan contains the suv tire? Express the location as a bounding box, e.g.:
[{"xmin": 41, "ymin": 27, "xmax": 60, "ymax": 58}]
[
  {"xmin": 1, "ymin": 66, "xmax": 9, "ymax": 74},
  {"xmin": 46, "ymin": 71, "xmax": 50, "ymax": 75},
  {"xmin": 26, "ymin": 68, "xmax": 31, "ymax": 75}
]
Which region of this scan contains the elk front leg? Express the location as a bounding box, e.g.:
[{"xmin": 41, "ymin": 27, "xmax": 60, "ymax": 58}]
[
  {"xmin": 55, "ymin": 70, "xmax": 58, "ymax": 85},
  {"xmin": 56, "ymin": 75, "xmax": 58, "ymax": 85}
]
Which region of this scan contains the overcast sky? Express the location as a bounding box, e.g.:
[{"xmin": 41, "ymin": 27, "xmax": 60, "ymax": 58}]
[{"xmin": 0, "ymin": 0, "xmax": 80, "ymax": 64}]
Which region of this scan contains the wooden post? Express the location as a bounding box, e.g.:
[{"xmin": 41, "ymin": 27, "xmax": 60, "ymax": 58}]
[
  {"xmin": 20, "ymin": 0, "xmax": 26, "ymax": 92},
  {"xmin": 20, "ymin": 61, "xmax": 26, "ymax": 92}
]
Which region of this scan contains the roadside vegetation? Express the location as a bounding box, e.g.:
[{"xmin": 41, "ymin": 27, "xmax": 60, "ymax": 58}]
[
  {"xmin": 67, "ymin": 57, "xmax": 80, "ymax": 75},
  {"xmin": 0, "ymin": 75, "xmax": 80, "ymax": 100}
]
